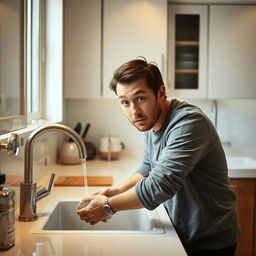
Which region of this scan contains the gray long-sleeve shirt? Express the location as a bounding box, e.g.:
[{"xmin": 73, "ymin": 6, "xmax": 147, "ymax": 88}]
[{"xmin": 135, "ymin": 99, "xmax": 240, "ymax": 253}]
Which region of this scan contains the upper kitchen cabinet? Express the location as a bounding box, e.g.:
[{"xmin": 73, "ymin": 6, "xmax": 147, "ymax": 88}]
[
  {"xmin": 64, "ymin": 0, "xmax": 101, "ymax": 99},
  {"xmin": 167, "ymin": 5, "xmax": 208, "ymax": 99},
  {"xmin": 103, "ymin": 0, "xmax": 167, "ymax": 98},
  {"xmin": 208, "ymin": 5, "xmax": 256, "ymax": 99}
]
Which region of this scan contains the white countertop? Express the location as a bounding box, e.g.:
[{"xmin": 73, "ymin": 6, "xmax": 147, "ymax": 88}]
[{"xmin": 224, "ymin": 146, "xmax": 256, "ymax": 178}]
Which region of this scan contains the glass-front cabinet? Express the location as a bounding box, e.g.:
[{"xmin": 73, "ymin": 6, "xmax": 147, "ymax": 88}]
[{"xmin": 168, "ymin": 5, "xmax": 208, "ymax": 99}]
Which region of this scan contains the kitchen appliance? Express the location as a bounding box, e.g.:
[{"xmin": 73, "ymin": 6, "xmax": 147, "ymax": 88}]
[
  {"xmin": 99, "ymin": 135, "xmax": 125, "ymax": 160},
  {"xmin": 60, "ymin": 123, "xmax": 96, "ymax": 164},
  {"xmin": 59, "ymin": 142, "xmax": 81, "ymax": 165}
]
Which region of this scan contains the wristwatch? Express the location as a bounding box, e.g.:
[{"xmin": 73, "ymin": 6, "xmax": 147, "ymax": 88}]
[{"xmin": 103, "ymin": 197, "xmax": 115, "ymax": 215}]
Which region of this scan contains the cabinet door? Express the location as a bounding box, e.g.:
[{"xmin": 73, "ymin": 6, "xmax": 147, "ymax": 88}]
[
  {"xmin": 167, "ymin": 5, "xmax": 208, "ymax": 99},
  {"xmin": 64, "ymin": 0, "xmax": 101, "ymax": 99},
  {"xmin": 231, "ymin": 179, "xmax": 256, "ymax": 256},
  {"xmin": 103, "ymin": 0, "xmax": 167, "ymax": 99},
  {"xmin": 208, "ymin": 6, "xmax": 256, "ymax": 99}
]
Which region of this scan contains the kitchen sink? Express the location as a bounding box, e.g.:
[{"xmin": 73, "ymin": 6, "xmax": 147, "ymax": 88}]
[{"xmin": 31, "ymin": 198, "xmax": 164, "ymax": 234}]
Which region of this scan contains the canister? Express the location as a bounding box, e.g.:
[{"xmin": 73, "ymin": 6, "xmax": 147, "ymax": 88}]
[{"xmin": 0, "ymin": 174, "xmax": 15, "ymax": 250}]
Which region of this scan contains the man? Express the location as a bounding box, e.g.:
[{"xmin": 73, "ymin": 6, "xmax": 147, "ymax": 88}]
[{"xmin": 77, "ymin": 58, "xmax": 240, "ymax": 255}]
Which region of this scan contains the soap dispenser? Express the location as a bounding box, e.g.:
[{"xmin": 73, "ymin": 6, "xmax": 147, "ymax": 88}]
[{"xmin": 0, "ymin": 173, "xmax": 15, "ymax": 250}]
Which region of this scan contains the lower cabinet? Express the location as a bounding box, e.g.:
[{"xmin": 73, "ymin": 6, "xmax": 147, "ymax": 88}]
[{"xmin": 230, "ymin": 179, "xmax": 256, "ymax": 256}]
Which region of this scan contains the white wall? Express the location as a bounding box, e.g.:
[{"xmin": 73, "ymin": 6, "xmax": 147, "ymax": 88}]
[
  {"xmin": 216, "ymin": 100, "xmax": 256, "ymax": 146},
  {"xmin": 64, "ymin": 98, "xmax": 256, "ymax": 150}
]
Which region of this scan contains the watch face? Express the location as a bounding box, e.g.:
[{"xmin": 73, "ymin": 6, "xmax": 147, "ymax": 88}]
[{"xmin": 103, "ymin": 205, "xmax": 112, "ymax": 214}]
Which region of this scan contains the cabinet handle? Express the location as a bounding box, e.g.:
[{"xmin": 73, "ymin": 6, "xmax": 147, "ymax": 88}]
[
  {"xmin": 161, "ymin": 53, "xmax": 170, "ymax": 89},
  {"xmin": 161, "ymin": 53, "xmax": 164, "ymax": 75}
]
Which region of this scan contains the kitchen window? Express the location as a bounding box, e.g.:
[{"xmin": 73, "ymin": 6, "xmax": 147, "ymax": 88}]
[
  {"xmin": 0, "ymin": 0, "xmax": 62, "ymax": 140},
  {"xmin": 26, "ymin": 0, "xmax": 44, "ymax": 122},
  {"xmin": 27, "ymin": 0, "xmax": 63, "ymax": 124}
]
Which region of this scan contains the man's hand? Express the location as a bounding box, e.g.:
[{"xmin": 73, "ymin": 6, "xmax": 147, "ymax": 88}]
[
  {"xmin": 92, "ymin": 187, "xmax": 122, "ymax": 197},
  {"xmin": 76, "ymin": 195, "xmax": 110, "ymax": 225},
  {"xmin": 76, "ymin": 173, "xmax": 144, "ymax": 225}
]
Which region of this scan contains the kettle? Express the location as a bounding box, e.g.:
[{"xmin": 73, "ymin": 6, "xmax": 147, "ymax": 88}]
[{"xmin": 99, "ymin": 135, "xmax": 125, "ymax": 160}]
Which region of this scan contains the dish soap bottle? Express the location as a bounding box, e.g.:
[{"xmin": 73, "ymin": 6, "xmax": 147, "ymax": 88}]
[{"xmin": 0, "ymin": 174, "xmax": 15, "ymax": 250}]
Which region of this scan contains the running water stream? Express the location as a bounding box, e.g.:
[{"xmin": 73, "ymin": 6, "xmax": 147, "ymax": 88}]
[
  {"xmin": 82, "ymin": 158, "xmax": 89, "ymax": 196},
  {"xmin": 76, "ymin": 159, "xmax": 89, "ymax": 210}
]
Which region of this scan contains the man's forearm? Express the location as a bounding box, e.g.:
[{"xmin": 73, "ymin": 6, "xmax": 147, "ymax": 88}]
[
  {"xmin": 108, "ymin": 186, "xmax": 144, "ymax": 212},
  {"xmin": 118, "ymin": 173, "xmax": 144, "ymax": 193}
]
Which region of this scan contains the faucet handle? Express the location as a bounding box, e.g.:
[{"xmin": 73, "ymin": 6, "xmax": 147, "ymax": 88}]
[
  {"xmin": 47, "ymin": 173, "xmax": 56, "ymax": 193},
  {"xmin": 37, "ymin": 173, "xmax": 56, "ymax": 201},
  {"xmin": 0, "ymin": 133, "xmax": 19, "ymax": 158}
]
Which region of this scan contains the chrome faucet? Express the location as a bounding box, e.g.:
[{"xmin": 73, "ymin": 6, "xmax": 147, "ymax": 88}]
[{"xmin": 18, "ymin": 123, "xmax": 87, "ymax": 222}]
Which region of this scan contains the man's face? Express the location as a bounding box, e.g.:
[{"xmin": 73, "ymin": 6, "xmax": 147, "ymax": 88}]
[{"xmin": 116, "ymin": 78, "xmax": 162, "ymax": 131}]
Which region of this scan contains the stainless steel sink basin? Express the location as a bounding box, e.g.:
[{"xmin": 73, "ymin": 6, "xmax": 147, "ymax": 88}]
[{"xmin": 31, "ymin": 199, "xmax": 164, "ymax": 234}]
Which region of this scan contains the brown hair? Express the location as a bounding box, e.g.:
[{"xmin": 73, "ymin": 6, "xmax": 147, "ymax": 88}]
[{"xmin": 109, "ymin": 58, "xmax": 164, "ymax": 97}]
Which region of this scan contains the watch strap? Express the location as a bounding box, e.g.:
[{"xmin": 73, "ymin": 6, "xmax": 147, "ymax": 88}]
[{"xmin": 104, "ymin": 197, "xmax": 115, "ymax": 214}]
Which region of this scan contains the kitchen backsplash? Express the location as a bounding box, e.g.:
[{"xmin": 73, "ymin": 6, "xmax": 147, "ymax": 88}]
[
  {"xmin": 215, "ymin": 99, "xmax": 256, "ymax": 146},
  {"xmin": 64, "ymin": 98, "xmax": 256, "ymax": 149}
]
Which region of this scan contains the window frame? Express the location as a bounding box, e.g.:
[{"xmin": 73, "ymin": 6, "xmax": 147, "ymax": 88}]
[{"xmin": 26, "ymin": 0, "xmax": 45, "ymax": 123}]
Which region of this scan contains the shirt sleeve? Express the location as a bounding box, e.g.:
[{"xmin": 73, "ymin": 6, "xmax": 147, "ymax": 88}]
[
  {"xmin": 135, "ymin": 113, "xmax": 212, "ymax": 210},
  {"xmin": 136, "ymin": 134, "xmax": 151, "ymax": 177}
]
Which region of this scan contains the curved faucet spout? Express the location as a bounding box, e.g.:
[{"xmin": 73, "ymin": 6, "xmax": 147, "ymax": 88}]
[
  {"xmin": 19, "ymin": 123, "xmax": 87, "ymax": 222},
  {"xmin": 24, "ymin": 124, "xmax": 86, "ymax": 183}
]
